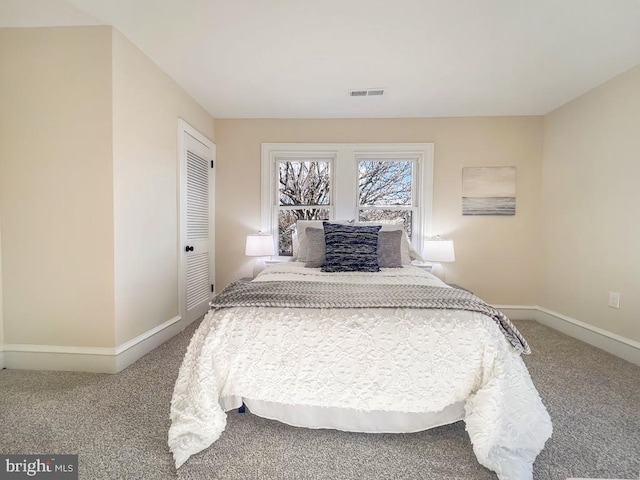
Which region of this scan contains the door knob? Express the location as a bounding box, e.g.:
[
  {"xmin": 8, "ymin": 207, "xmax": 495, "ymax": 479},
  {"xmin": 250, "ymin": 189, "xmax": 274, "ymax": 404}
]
[{"xmin": 185, "ymin": 245, "xmax": 194, "ymax": 252}]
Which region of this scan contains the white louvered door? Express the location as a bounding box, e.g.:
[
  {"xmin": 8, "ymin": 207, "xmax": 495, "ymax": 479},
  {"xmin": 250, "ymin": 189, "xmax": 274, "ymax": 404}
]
[{"xmin": 179, "ymin": 120, "xmax": 215, "ymax": 326}]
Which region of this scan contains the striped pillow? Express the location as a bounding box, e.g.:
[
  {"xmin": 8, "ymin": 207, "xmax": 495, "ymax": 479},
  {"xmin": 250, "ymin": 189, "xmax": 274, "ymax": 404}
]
[{"xmin": 321, "ymin": 222, "xmax": 381, "ymax": 272}]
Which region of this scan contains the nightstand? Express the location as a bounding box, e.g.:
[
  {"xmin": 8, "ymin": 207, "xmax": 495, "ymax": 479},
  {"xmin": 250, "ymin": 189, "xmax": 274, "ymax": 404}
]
[
  {"xmin": 265, "ymin": 258, "xmax": 291, "ymax": 266},
  {"xmin": 410, "ymin": 262, "xmax": 433, "ymax": 272}
]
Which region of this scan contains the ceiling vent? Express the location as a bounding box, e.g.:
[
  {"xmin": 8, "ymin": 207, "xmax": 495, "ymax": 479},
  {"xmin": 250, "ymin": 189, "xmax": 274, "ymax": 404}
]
[{"xmin": 349, "ymin": 88, "xmax": 385, "ymax": 97}]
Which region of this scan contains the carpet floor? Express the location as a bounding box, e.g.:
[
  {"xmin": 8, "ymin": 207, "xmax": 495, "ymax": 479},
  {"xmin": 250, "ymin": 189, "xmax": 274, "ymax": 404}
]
[{"xmin": 1, "ymin": 320, "xmax": 638, "ymax": 479}]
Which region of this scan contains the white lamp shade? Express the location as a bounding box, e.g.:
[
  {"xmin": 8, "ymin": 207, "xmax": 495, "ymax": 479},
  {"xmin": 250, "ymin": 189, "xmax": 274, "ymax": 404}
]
[
  {"xmin": 245, "ymin": 234, "xmax": 275, "ymax": 257},
  {"xmin": 423, "ymin": 239, "xmax": 455, "ymax": 262}
]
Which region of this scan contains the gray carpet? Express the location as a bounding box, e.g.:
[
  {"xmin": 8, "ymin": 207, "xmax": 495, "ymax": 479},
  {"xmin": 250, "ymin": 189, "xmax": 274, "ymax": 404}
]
[{"xmin": 1, "ymin": 320, "xmax": 638, "ymax": 479}]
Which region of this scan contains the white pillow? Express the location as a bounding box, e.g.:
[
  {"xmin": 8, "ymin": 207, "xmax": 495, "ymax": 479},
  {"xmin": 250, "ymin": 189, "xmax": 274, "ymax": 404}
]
[
  {"xmin": 406, "ymin": 237, "xmax": 424, "ymax": 262},
  {"xmin": 292, "ymin": 231, "xmax": 299, "ymax": 259}
]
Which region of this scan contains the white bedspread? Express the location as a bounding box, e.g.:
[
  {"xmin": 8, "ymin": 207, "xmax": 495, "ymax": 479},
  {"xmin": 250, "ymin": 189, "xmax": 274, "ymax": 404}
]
[{"xmin": 169, "ymin": 265, "xmax": 552, "ymax": 479}]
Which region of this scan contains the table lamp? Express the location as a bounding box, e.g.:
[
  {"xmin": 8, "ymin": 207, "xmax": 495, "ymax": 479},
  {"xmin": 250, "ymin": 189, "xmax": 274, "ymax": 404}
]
[
  {"xmin": 245, "ymin": 233, "xmax": 276, "ymax": 277},
  {"xmin": 422, "ymin": 236, "xmax": 455, "ymax": 281}
]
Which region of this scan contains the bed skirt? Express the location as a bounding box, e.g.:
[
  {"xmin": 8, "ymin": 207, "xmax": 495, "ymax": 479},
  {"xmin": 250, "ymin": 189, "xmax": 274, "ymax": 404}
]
[{"xmin": 220, "ymin": 396, "xmax": 466, "ymax": 433}]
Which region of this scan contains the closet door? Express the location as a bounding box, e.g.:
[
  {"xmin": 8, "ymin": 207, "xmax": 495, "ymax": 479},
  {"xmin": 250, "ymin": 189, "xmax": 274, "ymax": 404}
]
[{"xmin": 179, "ymin": 120, "xmax": 215, "ymax": 326}]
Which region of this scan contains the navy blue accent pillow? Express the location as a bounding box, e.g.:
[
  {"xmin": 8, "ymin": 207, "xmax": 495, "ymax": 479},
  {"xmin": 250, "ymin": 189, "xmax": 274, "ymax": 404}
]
[{"xmin": 321, "ymin": 222, "xmax": 382, "ymax": 272}]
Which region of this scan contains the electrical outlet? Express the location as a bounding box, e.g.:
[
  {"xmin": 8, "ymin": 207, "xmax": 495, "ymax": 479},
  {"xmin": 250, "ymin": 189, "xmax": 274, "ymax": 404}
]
[{"xmin": 608, "ymin": 292, "xmax": 620, "ymax": 309}]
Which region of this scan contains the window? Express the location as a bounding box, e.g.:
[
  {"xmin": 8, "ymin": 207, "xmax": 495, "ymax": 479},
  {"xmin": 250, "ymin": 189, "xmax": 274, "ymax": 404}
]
[
  {"xmin": 357, "ymin": 158, "xmax": 416, "ymax": 239},
  {"xmin": 277, "ymin": 159, "xmax": 332, "ymax": 256},
  {"xmin": 261, "ymin": 143, "xmax": 433, "ymax": 257}
]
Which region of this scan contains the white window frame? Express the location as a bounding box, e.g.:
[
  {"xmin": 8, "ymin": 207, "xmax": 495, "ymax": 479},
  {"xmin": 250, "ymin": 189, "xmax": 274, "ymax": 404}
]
[
  {"xmin": 261, "ymin": 143, "xmax": 434, "ymax": 258},
  {"xmin": 355, "ymin": 153, "xmax": 420, "ymax": 237}
]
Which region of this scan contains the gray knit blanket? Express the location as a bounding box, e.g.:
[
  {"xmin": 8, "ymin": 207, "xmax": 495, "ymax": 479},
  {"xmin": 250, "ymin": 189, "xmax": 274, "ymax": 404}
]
[{"xmin": 210, "ymin": 279, "xmax": 531, "ymax": 354}]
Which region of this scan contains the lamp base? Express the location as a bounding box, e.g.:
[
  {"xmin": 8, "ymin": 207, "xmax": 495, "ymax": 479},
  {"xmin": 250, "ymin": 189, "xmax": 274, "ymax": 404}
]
[
  {"xmin": 253, "ymin": 257, "xmax": 267, "ymax": 278},
  {"xmin": 430, "ymin": 263, "xmax": 445, "ymax": 282}
]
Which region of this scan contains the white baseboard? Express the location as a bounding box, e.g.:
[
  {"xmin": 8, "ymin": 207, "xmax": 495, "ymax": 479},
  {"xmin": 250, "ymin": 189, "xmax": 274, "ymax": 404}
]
[
  {"xmin": 114, "ymin": 316, "xmax": 182, "ymax": 372},
  {"xmin": 0, "ymin": 345, "xmax": 5, "ymax": 370},
  {"xmin": 4, "ymin": 347, "xmax": 117, "ymax": 373},
  {"xmin": 496, "ymin": 305, "xmax": 640, "ymax": 366},
  {"xmin": 534, "ymin": 307, "xmax": 640, "ymax": 366},
  {"xmin": 2, "ymin": 316, "xmax": 183, "ymax": 374}
]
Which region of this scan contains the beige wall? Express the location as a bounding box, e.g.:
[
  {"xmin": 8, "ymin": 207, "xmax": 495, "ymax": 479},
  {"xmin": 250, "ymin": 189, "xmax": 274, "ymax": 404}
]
[
  {"xmin": 541, "ymin": 65, "xmax": 640, "ymax": 342},
  {"xmin": 111, "ymin": 30, "xmax": 215, "ymax": 345},
  {"xmin": 214, "ymin": 117, "xmax": 543, "ymax": 304},
  {"xmin": 0, "ymin": 27, "xmax": 115, "ymax": 347},
  {"xmin": 0, "ymin": 219, "xmax": 4, "ymax": 352},
  {"xmin": 0, "ymin": 25, "xmax": 215, "ymax": 360}
]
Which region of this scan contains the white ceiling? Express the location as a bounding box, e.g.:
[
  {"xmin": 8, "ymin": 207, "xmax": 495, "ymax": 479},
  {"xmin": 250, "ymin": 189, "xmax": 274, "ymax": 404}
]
[{"xmin": 3, "ymin": 0, "xmax": 640, "ymax": 118}]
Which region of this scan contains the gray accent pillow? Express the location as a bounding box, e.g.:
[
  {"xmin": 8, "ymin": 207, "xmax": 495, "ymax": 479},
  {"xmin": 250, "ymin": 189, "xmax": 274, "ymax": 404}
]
[
  {"xmin": 355, "ymin": 222, "xmax": 412, "ymax": 264},
  {"xmin": 377, "ymin": 229, "xmax": 403, "ymax": 267},
  {"xmin": 321, "ymin": 222, "xmax": 381, "ymax": 273},
  {"xmin": 304, "ymin": 227, "xmax": 326, "ymax": 268}
]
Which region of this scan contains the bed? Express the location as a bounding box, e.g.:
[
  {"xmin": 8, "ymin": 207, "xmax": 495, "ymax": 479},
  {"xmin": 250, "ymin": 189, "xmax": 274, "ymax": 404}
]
[{"xmin": 169, "ymin": 223, "xmax": 552, "ymax": 480}]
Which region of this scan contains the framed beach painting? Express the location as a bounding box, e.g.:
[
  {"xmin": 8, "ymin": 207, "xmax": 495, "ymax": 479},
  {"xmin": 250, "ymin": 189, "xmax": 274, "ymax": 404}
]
[{"xmin": 462, "ymin": 167, "xmax": 516, "ymax": 215}]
